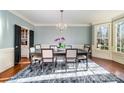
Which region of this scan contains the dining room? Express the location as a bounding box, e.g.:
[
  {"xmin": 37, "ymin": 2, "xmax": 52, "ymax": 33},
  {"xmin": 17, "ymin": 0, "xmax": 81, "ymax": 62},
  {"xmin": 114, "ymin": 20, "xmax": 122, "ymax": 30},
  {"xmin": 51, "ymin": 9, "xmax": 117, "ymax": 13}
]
[{"xmin": 0, "ymin": 10, "xmax": 124, "ymax": 83}]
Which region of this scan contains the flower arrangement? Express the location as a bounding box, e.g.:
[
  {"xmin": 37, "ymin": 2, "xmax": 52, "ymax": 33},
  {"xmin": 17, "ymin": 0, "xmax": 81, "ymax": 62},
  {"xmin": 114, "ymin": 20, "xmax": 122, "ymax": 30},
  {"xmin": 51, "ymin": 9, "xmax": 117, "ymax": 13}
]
[{"xmin": 54, "ymin": 37, "xmax": 65, "ymax": 48}]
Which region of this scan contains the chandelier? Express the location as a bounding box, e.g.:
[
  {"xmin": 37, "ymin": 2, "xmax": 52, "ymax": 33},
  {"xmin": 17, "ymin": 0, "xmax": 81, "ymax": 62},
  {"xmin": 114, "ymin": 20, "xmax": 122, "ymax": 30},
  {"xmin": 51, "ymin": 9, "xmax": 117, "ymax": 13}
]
[{"xmin": 56, "ymin": 10, "xmax": 67, "ymax": 32}]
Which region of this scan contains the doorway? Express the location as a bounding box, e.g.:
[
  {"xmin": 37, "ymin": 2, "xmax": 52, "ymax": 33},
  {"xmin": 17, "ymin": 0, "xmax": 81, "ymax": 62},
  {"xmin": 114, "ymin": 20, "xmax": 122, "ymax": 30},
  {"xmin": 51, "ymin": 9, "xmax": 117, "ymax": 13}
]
[
  {"xmin": 20, "ymin": 27, "xmax": 30, "ymax": 64},
  {"xmin": 14, "ymin": 25, "xmax": 34, "ymax": 65}
]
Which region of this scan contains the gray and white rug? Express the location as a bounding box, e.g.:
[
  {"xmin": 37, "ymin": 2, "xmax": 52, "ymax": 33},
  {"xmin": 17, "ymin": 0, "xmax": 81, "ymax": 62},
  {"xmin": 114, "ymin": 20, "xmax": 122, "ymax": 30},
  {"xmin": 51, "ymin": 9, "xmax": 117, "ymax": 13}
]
[{"xmin": 7, "ymin": 60, "xmax": 124, "ymax": 83}]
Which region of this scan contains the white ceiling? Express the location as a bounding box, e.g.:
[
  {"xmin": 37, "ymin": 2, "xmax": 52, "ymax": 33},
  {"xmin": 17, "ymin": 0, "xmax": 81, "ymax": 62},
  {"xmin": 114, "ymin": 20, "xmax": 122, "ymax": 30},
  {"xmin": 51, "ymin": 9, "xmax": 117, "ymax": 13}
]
[{"xmin": 11, "ymin": 10, "xmax": 124, "ymax": 26}]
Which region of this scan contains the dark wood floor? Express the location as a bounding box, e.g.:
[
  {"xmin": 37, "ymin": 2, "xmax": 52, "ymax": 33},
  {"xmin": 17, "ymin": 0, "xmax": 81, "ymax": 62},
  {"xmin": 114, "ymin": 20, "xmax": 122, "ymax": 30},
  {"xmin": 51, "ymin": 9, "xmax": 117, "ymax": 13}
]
[
  {"xmin": 0, "ymin": 57, "xmax": 124, "ymax": 82},
  {"xmin": 92, "ymin": 57, "xmax": 124, "ymax": 80},
  {"xmin": 0, "ymin": 58, "xmax": 30, "ymax": 82}
]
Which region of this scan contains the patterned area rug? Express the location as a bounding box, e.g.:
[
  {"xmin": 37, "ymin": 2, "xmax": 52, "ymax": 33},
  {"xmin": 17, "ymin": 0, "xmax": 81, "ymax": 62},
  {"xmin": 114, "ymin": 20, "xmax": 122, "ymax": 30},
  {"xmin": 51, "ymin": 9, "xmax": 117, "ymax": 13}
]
[{"xmin": 7, "ymin": 60, "xmax": 124, "ymax": 83}]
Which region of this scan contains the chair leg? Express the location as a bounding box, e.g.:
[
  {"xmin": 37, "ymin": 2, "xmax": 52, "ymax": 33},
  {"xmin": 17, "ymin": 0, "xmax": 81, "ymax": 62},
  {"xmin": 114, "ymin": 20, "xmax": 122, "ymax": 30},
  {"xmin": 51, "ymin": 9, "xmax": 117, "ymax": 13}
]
[
  {"xmin": 65, "ymin": 63, "xmax": 67, "ymax": 72},
  {"xmin": 30, "ymin": 60, "xmax": 33, "ymax": 72},
  {"xmin": 86, "ymin": 59, "xmax": 88, "ymax": 71},
  {"xmin": 53, "ymin": 62, "xmax": 55, "ymax": 72},
  {"xmin": 77, "ymin": 62, "xmax": 79, "ymax": 71},
  {"xmin": 39, "ymin": 60, "xmax": 40, "ymax": 64},
  {"xmin": 40, "ymin": 62, "xmax": 42, "ymax": 70},
  {"xmin": 75, "ymin": 62, "xmax": 77, "ymax": 72},
  {"xmin": 41, "ymin": 63, "xmax": 44, "ymax": 72}
]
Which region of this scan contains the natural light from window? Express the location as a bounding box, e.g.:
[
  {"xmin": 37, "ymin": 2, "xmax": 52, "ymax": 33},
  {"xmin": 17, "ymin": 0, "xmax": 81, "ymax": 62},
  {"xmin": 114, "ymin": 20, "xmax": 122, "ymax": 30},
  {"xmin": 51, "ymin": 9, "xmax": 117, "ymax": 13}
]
[
  {"xmin": 96, "ymin": 24, "xmax": 110, "ymax": 50},
  {"xmin": 116, "ymin": 22, "xmax": 124, "ymax": 53}
]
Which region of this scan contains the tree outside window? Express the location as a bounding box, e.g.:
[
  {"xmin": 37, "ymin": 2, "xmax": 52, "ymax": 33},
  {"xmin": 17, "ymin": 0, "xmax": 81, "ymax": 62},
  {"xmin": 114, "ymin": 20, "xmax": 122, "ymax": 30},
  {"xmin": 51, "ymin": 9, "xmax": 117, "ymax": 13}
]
[
  {"xmin": 117, "ymin": 23, "xmax": 124, "ymax": 53},
  {"xmin": 96, "ymin": 24, "xmax": 109, "ymax": 50}
]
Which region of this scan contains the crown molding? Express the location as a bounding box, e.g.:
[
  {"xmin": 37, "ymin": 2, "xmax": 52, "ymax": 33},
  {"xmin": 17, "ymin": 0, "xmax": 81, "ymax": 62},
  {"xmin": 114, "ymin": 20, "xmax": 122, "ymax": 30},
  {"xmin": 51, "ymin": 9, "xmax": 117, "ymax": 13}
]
[
  {"xmin": 34, "ymin": 24, "xmax": 91, "ymax": 27},
  {"xmin": 112, "ymin": 13, "xmax": 124, "ymax": 22},
  {"xmin": 9, "ymin": 10, "xmax": 34, "ymax": 26},
  {"xmin": 9, "ymin": 11, "xmax": 91, "ymax": 27},
  {"xmin": 92, "ymin": 20, "xmax": 112, "ymax": 25}
]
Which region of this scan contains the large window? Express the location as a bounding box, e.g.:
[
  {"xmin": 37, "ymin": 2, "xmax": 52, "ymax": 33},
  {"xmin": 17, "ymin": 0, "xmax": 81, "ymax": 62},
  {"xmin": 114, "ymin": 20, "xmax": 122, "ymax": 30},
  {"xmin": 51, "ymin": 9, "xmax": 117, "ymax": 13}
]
[
  {"xmin": 116, "ymin": 22, "xmax": 124, "ymax": 53},
  {"xmin": 95, "ymin": 23, "xmax": 110, "ymax": 50}
]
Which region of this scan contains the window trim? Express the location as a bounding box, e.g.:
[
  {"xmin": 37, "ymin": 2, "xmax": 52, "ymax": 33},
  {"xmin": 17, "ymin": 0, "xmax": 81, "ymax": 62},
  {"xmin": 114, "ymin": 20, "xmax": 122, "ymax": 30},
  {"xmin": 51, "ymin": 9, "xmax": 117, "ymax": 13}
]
[
  {"xmin": 94, "ymin": 23, "xmax": 111, "ymax": 51},
  {"xmin": 114, "ymin": 21, "xmax": 124, "ymax": 53}
]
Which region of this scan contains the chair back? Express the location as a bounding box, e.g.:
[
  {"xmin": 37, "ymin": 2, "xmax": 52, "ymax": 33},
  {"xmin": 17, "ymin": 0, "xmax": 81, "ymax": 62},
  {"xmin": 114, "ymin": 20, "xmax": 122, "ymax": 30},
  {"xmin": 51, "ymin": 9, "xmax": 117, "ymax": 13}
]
[
  {"xmin": 84, "ymin": 47, "xmax": 90, "ymax": 52},
  {"xmin": 41, "ymin": 49, "xmax": 54, "ymax": 63},
  {"xmin": 66, "ymin": 49, "xmax": 77, "ymax": 58},
  {"xmin": 65, "ymin": 45, "xmax": 72, "ymax": 49},
  {"xmin": 50, "ymin": 45, "xmax": 58, "ymax": 51},
  {"xmin": 84, "ymin": 44, "xmax": 91, "ymax": 52},
  {"xmin": 35, "ymin": 44, "xmax": 41, "ymax": 53},
  {"xmin": 29, "ymin": 47, "xmax": 35, "ymax": 60},
  {"xmin": 35, "ymin": 44, "xmax": 41, "ymax": 49},
  {"xmin": 30, "ymin": 47, "xmax": 35, "ymax": 53}
]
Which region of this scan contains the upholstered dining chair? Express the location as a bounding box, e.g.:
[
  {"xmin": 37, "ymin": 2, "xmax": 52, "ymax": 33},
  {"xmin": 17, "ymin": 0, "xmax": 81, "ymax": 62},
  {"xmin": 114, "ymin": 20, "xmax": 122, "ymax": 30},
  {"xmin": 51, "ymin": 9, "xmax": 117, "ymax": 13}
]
[
  {"xmin": 35, "ymin": 44, "xmax": 41, "ymax": 53},
  {"xmin": 29, "ymin": 47, "xmax": 42, "ymax": 70},
  {"xmin": 84, "ymin": 44, "xmax": 92, "ymax": 58},
  {"xmin": 49, "ymin": 45, "xmax": 58, "ymax": 51},
  {"xmin": 65, "ymin": 45, "xmax": 72, "ymax": 49},
  {"xmin": 41, "ymin": 48, "xmax": 56, "ymax": 72},
  {"xmin": 77, "ymin": 54, "xmax": 88, "ymax": 70},
  {"xmin": 65, "ymin": 49, "xmax": 78, "ymax": 71}
]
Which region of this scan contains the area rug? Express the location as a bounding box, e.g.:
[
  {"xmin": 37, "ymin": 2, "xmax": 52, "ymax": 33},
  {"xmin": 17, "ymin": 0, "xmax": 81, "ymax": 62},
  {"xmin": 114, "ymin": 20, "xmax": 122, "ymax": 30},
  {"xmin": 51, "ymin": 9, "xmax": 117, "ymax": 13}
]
[{"xmin": 7, "ymin": 60, "xmax": 124, "ymax": 83}]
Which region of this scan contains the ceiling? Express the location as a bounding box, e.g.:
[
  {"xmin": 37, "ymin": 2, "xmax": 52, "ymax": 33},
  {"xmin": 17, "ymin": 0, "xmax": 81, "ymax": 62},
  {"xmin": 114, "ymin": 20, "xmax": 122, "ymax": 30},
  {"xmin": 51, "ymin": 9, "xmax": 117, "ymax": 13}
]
[{"xmin": 11, "ymin": 10, "xmax": 124, "ymax": 26}]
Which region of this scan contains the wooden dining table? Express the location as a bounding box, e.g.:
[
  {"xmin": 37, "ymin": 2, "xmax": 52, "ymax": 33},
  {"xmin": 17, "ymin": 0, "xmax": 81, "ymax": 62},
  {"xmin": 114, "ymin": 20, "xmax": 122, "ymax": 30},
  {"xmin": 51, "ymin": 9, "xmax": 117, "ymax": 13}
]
[
  {"xmin": 30, "ymin": 48, "xmax": 88, "ymax": 69},
  {"xmin": 31, "ymin": 49, "xmax": 88, "ymax": 56},
  {"xmin": 54, "ymin": 49, "xmax": 88, "ymax": 55}
]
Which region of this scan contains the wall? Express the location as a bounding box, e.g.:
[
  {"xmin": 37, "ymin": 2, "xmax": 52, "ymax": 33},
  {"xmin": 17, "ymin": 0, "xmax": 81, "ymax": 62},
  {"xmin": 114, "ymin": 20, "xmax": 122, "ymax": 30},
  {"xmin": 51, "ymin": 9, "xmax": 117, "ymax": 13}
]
[
  {"xmin": 0, "ymin": 10, "xmax": 34, "ymax": 73},
  {"xmin": 92, "ymin": 23, "xmax": 113, "ymax": 60},
  {"xmin": 112, "ymin": 18, "xmax": 124, "ymax": 64},
  {"xmin": 34, "ymin": 26, "xmax": 91, "ymax": 48},
  {"xmin": 92, "ymin": 20, "xmax": 124, "ymax": 64}
]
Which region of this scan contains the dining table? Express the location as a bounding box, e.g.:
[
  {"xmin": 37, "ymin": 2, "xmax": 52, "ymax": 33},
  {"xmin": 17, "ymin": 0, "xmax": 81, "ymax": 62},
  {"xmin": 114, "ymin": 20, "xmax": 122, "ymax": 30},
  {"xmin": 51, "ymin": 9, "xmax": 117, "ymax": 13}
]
[
  {"xmin": 30, "ymin": 48, "xmax": 88, "ymax": 70},
  {"xmin": 31, "ymin": 48, "xmax": 88, "ymax": 57}
]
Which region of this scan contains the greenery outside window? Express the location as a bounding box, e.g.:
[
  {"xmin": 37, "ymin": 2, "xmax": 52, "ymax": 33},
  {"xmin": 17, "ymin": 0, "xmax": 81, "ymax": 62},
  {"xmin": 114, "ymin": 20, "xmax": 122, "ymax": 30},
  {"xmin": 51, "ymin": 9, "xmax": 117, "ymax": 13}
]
[
  {"xmin": 116, "ymin": 22, "xmax": 124, "ymax": 53},
  {"xmin": 95, "ymin": 23, "xmax": 110, "ymax": 50}
]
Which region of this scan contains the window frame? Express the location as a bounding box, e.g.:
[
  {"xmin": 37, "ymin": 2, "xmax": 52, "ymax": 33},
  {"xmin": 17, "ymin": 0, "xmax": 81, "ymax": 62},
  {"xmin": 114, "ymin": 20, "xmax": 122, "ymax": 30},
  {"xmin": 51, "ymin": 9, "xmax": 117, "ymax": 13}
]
[
  {"xmin": 114, "ymin": 20, "xmax": 124, "ymax": 53},
  {"xmin": 94, "ymin": 23, "xmax": 111, "ymax": 51}
]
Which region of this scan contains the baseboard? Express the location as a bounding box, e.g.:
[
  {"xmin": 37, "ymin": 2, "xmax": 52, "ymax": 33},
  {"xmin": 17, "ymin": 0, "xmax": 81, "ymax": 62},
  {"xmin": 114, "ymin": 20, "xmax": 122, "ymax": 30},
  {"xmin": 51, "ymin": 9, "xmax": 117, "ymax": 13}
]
[
  {"xmin": 112, "ymin": 52, "xmax": 124, "ymax": 64},
  {"xmin": 92, "ymin": 50, "xmax": 112, "ymax": 60},
  {"xmin": 92, "ymin": 45, "xmax": 124, "ymax": 64},
  {"xmin": 0, "ymin": 48, "xmax": 14, "ymax": 73}
]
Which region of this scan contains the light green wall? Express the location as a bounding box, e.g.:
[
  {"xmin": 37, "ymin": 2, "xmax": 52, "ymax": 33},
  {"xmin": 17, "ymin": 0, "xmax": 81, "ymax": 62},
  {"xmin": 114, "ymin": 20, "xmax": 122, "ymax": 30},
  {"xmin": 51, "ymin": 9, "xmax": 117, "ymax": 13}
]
[
  {"xmin": 34, "ymin": 26, "xmax": 92, "ymax": 45},
  {"xmin": 0, "ymin": 10, "xmax": 34, "ymax": 49}
]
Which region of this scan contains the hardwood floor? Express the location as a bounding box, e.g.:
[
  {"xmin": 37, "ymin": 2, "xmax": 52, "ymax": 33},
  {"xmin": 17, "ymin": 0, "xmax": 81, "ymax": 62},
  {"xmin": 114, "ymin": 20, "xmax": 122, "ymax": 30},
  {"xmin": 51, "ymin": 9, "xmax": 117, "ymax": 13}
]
[
  {"xmin": 91, "ymin": 57, "xmax": 124, "ymax": 80},
  {"xmin": 0, "ymin": 58, "xmax": 30, "ymax": 82},
  {"xmin": 0, "ymin": 57, "xmax": 124, "ymax": 82}
]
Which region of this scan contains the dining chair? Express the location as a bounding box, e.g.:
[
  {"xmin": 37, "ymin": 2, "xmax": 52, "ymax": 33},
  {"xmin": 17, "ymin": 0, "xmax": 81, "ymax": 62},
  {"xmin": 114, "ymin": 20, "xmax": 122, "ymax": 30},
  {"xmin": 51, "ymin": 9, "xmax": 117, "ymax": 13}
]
[
  {"xmin": 77, "ymin": 54, "xmax": 88, "ymax": 70},
  {"xmin": 41, "ymin": 48, "xmax": 56, "ymax": 72},
  {"xmin": 29, "ymin": 47, "xmax": 42, "ymax": 70},
  {"xmin": 35, "ymin": 44, "xmax": 41, "ymax": 53},
  {"xmin": 65, "ymin": 45, "xmax": 72, "ymax": 49},
  {"xmin": 84, "ymin": 44, "xmax": 92, "ymax": 58},
  {"xmin": 65, "ymin": 48, "xmax": 78, "ymax": 71},
  {"xmin": 49, "ymin": 45, "xmax": 58, "ymax": 51}
]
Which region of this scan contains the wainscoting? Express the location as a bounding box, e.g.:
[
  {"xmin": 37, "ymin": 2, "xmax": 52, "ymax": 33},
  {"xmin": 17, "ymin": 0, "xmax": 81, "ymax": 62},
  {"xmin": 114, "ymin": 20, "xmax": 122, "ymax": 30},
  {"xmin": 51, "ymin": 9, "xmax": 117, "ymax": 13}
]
[
  {"xmin": 92, "ymin": 45, "xmax": 112, "ymax": 60},
  {"xmin": 92, "ymin": 45, "xmax": 124, "ymax": 65},
  {"xmin": 112, "ymin": 52, "xmax": 124, "ymax": 64},
  {"xmin": 0, "ymin": 48, "xmax": 14, "ymax": 73}
]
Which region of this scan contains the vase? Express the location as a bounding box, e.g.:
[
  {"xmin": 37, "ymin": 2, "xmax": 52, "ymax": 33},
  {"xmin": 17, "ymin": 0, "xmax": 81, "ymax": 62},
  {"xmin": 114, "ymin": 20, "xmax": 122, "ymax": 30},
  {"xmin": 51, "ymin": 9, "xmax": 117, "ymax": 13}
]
[
  {"xmin": 58, "ymin": 43, "xmax": 65, "ymax": 48},
  {"xmin": 59, "ymin": 43, "xmax": 62, "ymax": 48}
]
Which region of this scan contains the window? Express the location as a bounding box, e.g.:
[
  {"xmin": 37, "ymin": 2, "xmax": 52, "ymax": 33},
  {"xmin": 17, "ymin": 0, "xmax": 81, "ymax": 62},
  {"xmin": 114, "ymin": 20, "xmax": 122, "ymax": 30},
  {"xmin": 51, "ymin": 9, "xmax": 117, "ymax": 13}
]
[
  {"xmin": 95, "ymin": 23, "xmax": 110, "ymax": 50},
  {"xmin": 116, "ymin": 22, "xmax": 124, "ymax": 53}
]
